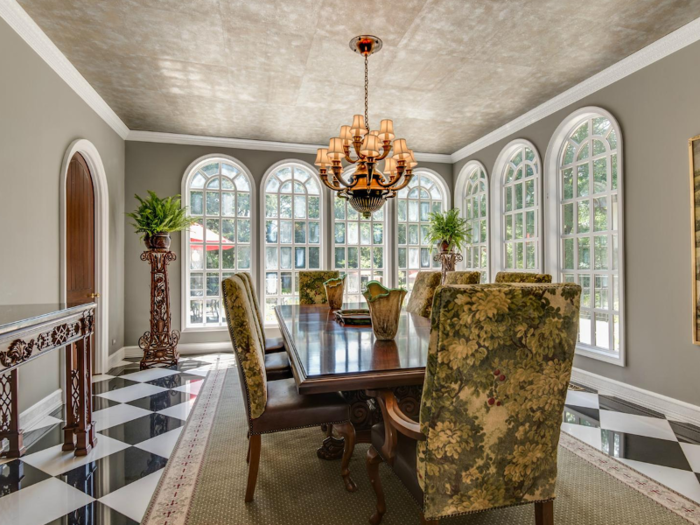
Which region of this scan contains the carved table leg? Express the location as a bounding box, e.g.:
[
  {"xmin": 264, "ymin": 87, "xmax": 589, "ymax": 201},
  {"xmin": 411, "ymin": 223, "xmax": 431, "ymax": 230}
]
[
  {"xmin": 74, "ymin": 333, "xmax": 96, "ymax": 456},
  {"xmin": 0, "ymin": 370, "xmax": 26, "ymax": 458},
  {"xmin": 317, "ymin": 390, "xmax": 381, "ymax": 460}
]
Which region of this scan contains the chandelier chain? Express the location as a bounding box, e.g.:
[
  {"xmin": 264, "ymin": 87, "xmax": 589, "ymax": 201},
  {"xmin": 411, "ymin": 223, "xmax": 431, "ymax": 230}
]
[{"xmin": 364, "ymin": 55, "xmax": 369, "ymax": 132}]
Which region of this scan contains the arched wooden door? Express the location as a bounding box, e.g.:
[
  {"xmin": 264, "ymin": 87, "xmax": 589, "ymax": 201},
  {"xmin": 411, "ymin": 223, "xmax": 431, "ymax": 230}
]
[{"xmin": 66, "ymin": 153, "xmax": 96, "ymax": 306}]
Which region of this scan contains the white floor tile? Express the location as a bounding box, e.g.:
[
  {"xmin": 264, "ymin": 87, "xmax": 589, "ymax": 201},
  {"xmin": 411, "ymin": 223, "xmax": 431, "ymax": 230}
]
[
  {"xmin": 26, "ymin": 414, "xmax": 63, "ymax": 432},
  {"xmin": 681, "ymin": 442, "xmax": 700, "ymax": 472},
  {"xmin": 92, "ymin": 374, "xmax": 115, "ymax": 383},
  {"xmin": 617, "ymin": 458, "xmax": 700, "ymax": 503},
  {"xmin": 186, "ymin": 367, "xmax": 211, "ymax": 377},
  {"xmin": 598, "ymin": 411, "xmax": 677, "ymax": 441},
  {"xmin": 157, "ymin": 398, "xmax": 196, "ymax": 421},
  {"xmin": 109, "ymin": 360, "xmax": 133, "ymax": 368},
  {"xmin": 0, "ymin": 478, "xmax": 94, "ymax": 525},
  {"xmin": 135, "ymin": 427, "xmax": 183, "ymax": 459},
  {"xmin": 561, "ymin": 423, "xmax": 603, "ymax": 450},
  {"xmin": 565, "ymin": 391, "xmax": 600, "ymax": 409},
  {"xmin": 93, "ymin": 403, "xmax": 153, "ymax": 432},
  {"xmin": 96, "ymin": 383, "xmax": 168, "ymax": 403},
  {"xmin": 22, "ymin": 435, "xmax": 130, "ymax": 477},
  {"xmin": 173, "ymin": 380, "xmax": 203, "ymax": 396},
  {"xmin": 100, "ymin": 469, "xmax": 163, "ymax": 522},
  {"xmin": 120, "ymin": 368, "xmax": 180, "ymax": 382}
]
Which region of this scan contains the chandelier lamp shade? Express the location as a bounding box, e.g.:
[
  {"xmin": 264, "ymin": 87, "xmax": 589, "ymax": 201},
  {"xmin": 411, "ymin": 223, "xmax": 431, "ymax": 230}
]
[{"xmin": 315, "ymin": 35, "xmax": 417, "ymax": 218}]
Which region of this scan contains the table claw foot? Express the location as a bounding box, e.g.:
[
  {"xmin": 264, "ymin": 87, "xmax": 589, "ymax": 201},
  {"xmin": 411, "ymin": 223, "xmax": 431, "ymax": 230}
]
[{"xmin": 317, "ymin": 435, "xmax": 345, "ymax": 460}]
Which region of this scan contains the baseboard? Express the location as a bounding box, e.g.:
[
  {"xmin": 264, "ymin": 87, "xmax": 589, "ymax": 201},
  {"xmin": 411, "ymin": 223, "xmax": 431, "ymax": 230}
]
[
  {"xmin": 571, "ymin": 367, "xmax": 700, "ymax": 426},
  {"xmin": 120, "ymin": 341, "xmax": 234, "ymax": 359},
  {"xmin": 19, "ymin": 388, "xmax": 62, "ymax": 431}
]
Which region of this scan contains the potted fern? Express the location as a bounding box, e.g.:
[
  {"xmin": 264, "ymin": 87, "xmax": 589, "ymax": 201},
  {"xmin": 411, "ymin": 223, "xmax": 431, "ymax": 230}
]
[
  {"xmin": 427, "ymin": 208, "xmax": 470, "ymax": 254},
  {"xmin": 127, "ymin": 191, "xmax": 196, "ymax": 251}
]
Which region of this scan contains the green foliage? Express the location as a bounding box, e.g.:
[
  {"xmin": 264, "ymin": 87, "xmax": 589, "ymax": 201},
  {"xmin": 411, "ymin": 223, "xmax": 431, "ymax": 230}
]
[
  {"xmin": 126, "ymin": 191, "xmax": 197, "ymax": 239},
  {"xmin": 426, "ymin": 208, "xmax": 471, "ymax": 251}
]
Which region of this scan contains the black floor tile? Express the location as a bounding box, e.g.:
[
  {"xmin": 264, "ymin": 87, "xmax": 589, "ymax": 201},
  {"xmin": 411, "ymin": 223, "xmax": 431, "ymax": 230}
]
[
  {"xmin": 93, "ymin": 395, "xmax": 120, "ymax": 412},
  {"xmin": 669, "ymin": 420, "xmax": 700, "ymax": 445},
  {"xmin": 22, "ymin": 422, "xmax": 65, "ymax": 454},
  {"xmin": 107, "ymin": 363, "xmax": 142, "ymax": 377},
  {"xmin": 600, "ymin": 430, "xmax": 692, "ymax": 471},
  {"xmin": 599, "ymin": 396, "xmax": 666, "ymax": 419},
  {"xmin": 99, "ymin": 413, "xmax": 184, "ymax": 445},
  {"xmin": 0, "ymin": 460, "xmax": 51, "ymax": 497},
  {"xmin": 127, "ymin": 390, "xmax": 197, "ymax": 412},
  {"xmin": 46, "ymin": 500, "xmax": 139, "ymax": 525},
  {"xmin": 564, "ymin": 405, "xmax": 600, "ymax": 424},
  {"xmin": 145, "ymin": 372, "xmax": 203, "ymax": 389},
  {"xmin": 92, "ymin": 377, "xmax": 139, "ymax": 395},
  {"xmin": 59, "ymin": 446, "xmax": 167, "ymax": 498}
]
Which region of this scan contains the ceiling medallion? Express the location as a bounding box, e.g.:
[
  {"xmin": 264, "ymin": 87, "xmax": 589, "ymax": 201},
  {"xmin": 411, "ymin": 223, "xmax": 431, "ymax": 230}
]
[{"xmin": 315, "ymin": 35, "xmax": 417, "ymax": 218}]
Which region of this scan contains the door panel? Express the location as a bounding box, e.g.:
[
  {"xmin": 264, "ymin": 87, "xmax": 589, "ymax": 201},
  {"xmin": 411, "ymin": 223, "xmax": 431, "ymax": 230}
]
[{"xmin": 66, "ymin": 153, "xmax": 95, "ymax": 305}]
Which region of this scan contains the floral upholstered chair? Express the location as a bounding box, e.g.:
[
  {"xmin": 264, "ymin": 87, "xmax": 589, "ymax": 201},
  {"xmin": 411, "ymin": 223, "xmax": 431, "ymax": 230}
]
[
  {"xmin": 235, "ymin": 272, "xmax": 292, "ymax": 381},
  {"xmin": 442, "ymin": 270, "xmax": 481, "ymax": 285},
  {"xmin": 237, "ymin": 272, "xmax": 286, "ymax": 354},
  {"xmin": 222, "ymin": 275, "xmax": 357, "ymax": 501},
  {"xmin": 366, "ymin": 283, "xmax": 581, "ymax": 525},
  {"xmin": 405, "ymin": 271, "xmax": 442, "ymax": 318},
  {"xmin": 298, "ymin": 270, "xmax": 340, "ymax": 305},
  {"xmin": 494, "ymin": 271, "xmax": 552, "ymax": 283}
]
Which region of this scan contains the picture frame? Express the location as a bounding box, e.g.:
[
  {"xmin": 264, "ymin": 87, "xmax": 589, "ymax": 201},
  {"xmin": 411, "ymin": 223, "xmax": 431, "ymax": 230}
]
[{"xmin": 689, "ymin": 134, "xmax": 700, "ymax": 345}]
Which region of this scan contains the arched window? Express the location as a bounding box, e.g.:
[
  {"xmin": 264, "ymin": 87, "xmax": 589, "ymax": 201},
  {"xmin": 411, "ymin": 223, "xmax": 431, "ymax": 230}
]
[
  {"xmin": 262, "ymin": 161, "xmax": 323, "ymax": 323},
  {"xmin": 182, "ymin": 156, "xmax": 254, "ymax": 329},
  {"xmin": 332, "ymin": 167, "xmax": 386, "ymax": 302},
  {"xmin": 456, "ymin": 162, "xmax": 489, "ymax": 282},
  {"xmin": 396, "ymin": 170, "xmax": 449, "ymax": 298},
  {"xmin": 494, "ymin": 140, "xmax": 542, "ymax": 273},
  {"xmin": 546, "ymin": 108, "xmax": 624, "ymax": 362}
]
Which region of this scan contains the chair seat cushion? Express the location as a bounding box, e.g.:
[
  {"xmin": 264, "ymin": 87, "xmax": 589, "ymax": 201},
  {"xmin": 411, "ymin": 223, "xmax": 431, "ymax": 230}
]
[
  {"xmin": 265, "ymin": 336, "xmax": 286, "ymax": 354},
  {"xmin": 371, "ymin": 423, "xmax": 423, "ymax": 505},
  {"xmin": 251, "ymin": 378, "xmax": 350, "ymax": 434},
  {"xmin": 264, "ymin": 352, "xmax": 293, "ymax": 381}
]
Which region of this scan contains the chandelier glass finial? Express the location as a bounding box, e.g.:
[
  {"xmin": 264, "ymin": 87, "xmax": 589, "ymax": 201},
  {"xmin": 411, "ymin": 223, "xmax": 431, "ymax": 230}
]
[{"xmin": 315, "ymin": 35, "xmax": 416, "ymax": 218}]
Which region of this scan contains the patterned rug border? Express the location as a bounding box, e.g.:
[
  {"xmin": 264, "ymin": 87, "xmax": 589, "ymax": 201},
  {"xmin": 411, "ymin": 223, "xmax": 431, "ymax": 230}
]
[
  {"xmin": 559, "ymin": 431, "xmax": 700, "ymax": 524},
  {"xmin": 142, "ymin": 359, "xmax": 229, "ymax": 525}
]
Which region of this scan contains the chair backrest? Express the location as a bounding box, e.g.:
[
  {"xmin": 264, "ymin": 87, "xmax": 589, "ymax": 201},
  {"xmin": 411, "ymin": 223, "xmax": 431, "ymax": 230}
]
[
  {"xmin": 494, "ymin": 271, "xmax": 552, "ymax": 283},
  {"xmin": 298, "ymin": 270, "xmax": 340, "ymax": 305},
  {"xmin": 443, "ymin": 270, "xmax": 481, "ymax": 285},
  {"xmin": 405, "ymin": 271, "xmax": 441, "ymax": 318},
  {"xmin": 237, "ymin": 271, "xmax": 267, "ymax": 347},
  {"xmin": 222, "ymin": 275, "xmax": 267, "ymax": 420},
  {"xmin": 418, "ymin": 283, "xmax": 581, "ymax": 518}
]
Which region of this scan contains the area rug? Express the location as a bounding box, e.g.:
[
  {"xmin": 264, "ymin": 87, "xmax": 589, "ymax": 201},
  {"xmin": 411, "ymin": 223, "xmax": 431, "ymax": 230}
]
[{"xmin": 143, "ymin": 361, "xmax": 700, "ymax": 525}]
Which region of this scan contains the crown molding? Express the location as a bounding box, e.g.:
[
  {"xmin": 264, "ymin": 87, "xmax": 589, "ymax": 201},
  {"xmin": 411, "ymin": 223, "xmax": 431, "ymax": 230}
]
[
  {"xmin": 126, "ymin": 130, "xmax": 454, "ymax": 163},
  {"xmin": 450, "ymin": 16, "xmax": 700, "ymax": 163},
  {"xmin": 0, "ymin": 1, "xmax": 129, "ymax": 139}
]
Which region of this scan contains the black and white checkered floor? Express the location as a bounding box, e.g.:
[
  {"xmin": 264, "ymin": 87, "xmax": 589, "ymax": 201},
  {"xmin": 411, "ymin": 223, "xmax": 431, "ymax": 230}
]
[{"xmin": 2, "ymin": 355, "xmax": 700, "ymax": 524}]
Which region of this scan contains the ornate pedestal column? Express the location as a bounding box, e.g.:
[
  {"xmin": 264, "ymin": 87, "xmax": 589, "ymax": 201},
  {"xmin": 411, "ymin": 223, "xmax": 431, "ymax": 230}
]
[
  {"xmin": 434, "ymin": 248, "xmax": 463, "ymax": 284},
  {"xmin": 139, "ymin": 250, "xmax": 179, "ymax": 369}
]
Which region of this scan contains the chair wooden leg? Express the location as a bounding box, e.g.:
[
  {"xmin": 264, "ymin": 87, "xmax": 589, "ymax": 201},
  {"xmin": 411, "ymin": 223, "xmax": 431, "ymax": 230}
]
[
  {"xmin": 420, "ymin": 514, "xmax": 439, "ymax": 525},
  {"xmin": 334, "ymin": 421, "xmax": 357, "ymax": 492},
  {"xmin": 246, "ymin": 438, "xmax": 250, "ymax": 464},
  {"xmin": 535, "ymin": 501, "xmax": 554, "ymax": 525},
  {"xmin": 367, "ymin": 445, "xmax": 386, "ymax": 525},
  {"xmin": 245, "ymin": 434, "xmax": 261, "ymax": 502}
]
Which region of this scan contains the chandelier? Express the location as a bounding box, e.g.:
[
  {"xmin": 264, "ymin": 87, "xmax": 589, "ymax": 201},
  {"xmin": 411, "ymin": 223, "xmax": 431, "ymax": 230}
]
[{"xmin": 315, "ymin": 35, "xmax": 417, "ymax": 218}]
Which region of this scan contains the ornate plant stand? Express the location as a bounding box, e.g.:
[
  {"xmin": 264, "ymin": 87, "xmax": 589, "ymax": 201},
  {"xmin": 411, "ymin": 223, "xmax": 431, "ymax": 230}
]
[
  {"xmin": 434, "ymin": 248, "xmax": 463, "ymax": 284},
  {"xmin": 139, "ymin": 250, "xmax": 179, "ymax": 369}
]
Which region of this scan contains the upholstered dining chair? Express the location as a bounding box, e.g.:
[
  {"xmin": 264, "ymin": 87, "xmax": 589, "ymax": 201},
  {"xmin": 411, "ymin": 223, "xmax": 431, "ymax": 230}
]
[
  {"xmin": 405, "ymin": 271, "xmax": 442, "ymax": 318},
  {"xmin": 494, "ymin": 271, "xmax": 552, "ymax": 283},
  {"xmin": 222, "ymin": 275, "xmax": 357, "ymax": 501},
  {"xmin": 235, "ymin": 272, "xmax": 292, "ymax": 382},
  {"xmin": 298, "ymin": 270, "xmax": 340, "ymax": 305},
  {"xmin": 442, "ymin": 270, "xmax": 481, "ymax": 285},
  {"xmin": 237, "ymin": 272, "xmax": 286, "ymax": 353},
  {"xmin": 366, "ymin": 282, "xmax": 581, "ymax": 525}
]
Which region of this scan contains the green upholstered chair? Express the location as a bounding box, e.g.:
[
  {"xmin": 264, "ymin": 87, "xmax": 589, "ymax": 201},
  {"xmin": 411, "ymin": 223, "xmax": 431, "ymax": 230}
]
[
  {"xmin": 222, "ymin": 275, "xmax": 357, "ymax": 501},
  {"xmin": 405, "ymin": 271, "xmax": 442, "ymax": 318},
  {"xmin": 442, "ymin": 270, "xmax": 481, "ymax": 285},
  {"xmin": 298, "ymin": 270, "xmax": 340, "ymax": 305},
  {"xmin": 367, "ymin": 283, "xmax": 581, "ymax": 525},
  {"xmin": 494, "ymin": 271, "xmax": 552, "ymax": 283},
  {"xmin": 237, "ymin": 272, "xmax": 286, "ymax": 354}
]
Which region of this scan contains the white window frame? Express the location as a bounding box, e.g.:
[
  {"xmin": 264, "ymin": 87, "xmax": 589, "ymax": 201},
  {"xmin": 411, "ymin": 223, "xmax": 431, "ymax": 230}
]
[
  {"xmin": 395, "ymin": 168, "xmax": 451, "ymax": 296},
  {"xmin": 491, "ymin": 139, "xmax": 543, "ymax": 276},
  {"xmin": 260, "ymin": 159, "xmax": 326, "ymax": 326},
  {"xmin": 180, "ymin": 154, "xmax": 256, "ymax": 332},
  {"xmin": 455, "ymin": 160, "xmax": 490, "ymax": 282},
  {"xmin": 544, "ymin": 107, "xmax": 626, "ymax": 366}
]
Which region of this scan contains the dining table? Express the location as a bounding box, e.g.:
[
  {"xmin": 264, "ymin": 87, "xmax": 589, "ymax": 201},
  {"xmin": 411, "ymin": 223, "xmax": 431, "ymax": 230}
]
[{"xmin": 275, "ymin": 302, "xmax": 431, "ymax": 459}]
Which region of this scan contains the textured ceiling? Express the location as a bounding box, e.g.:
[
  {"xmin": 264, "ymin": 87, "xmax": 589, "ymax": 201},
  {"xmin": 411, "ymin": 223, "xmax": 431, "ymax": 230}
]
[{"xmin": 17, "ymin": 0, "xmax": 700, "ymax": 154}]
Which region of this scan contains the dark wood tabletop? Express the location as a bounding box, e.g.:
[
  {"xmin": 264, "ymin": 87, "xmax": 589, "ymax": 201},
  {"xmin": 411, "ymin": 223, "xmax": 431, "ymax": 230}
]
[{"xmin": 275, "ymin": 303, "xmax": 431, "ymax": 394}]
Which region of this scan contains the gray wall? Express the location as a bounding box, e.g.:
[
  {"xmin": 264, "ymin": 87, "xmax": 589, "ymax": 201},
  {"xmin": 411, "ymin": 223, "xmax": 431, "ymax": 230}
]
[
  {"xmin": 453, "ymin": 39, "xmax": 700, "ymax": 406},
  {"xmin": 0, "ymin": 19, "xmax": 125, "ymax": 411},
  {"xmin": 124, "ymin": 141, "xmax": 452, "ymax": 346}
]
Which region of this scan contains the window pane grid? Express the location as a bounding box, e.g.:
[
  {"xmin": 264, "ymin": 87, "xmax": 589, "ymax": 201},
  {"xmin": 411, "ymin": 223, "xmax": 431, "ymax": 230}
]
[
  {"xmin": 186, "ymin": 160, "xmax": 252, "ymax": 329},
  {"xmin": 462, "ymin": 167, "xmax": 489, "ymax": 282},
  {"xmin": 559, "ymin": 116, "xmax": 621, "ymax": 354},
  {"xmin": 263, "ymin": 165, "xmax": 322, "ymax": 323},
  {"xmin": 332, "ymin": 194, "xmax": 386, "ymax": 303}
]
